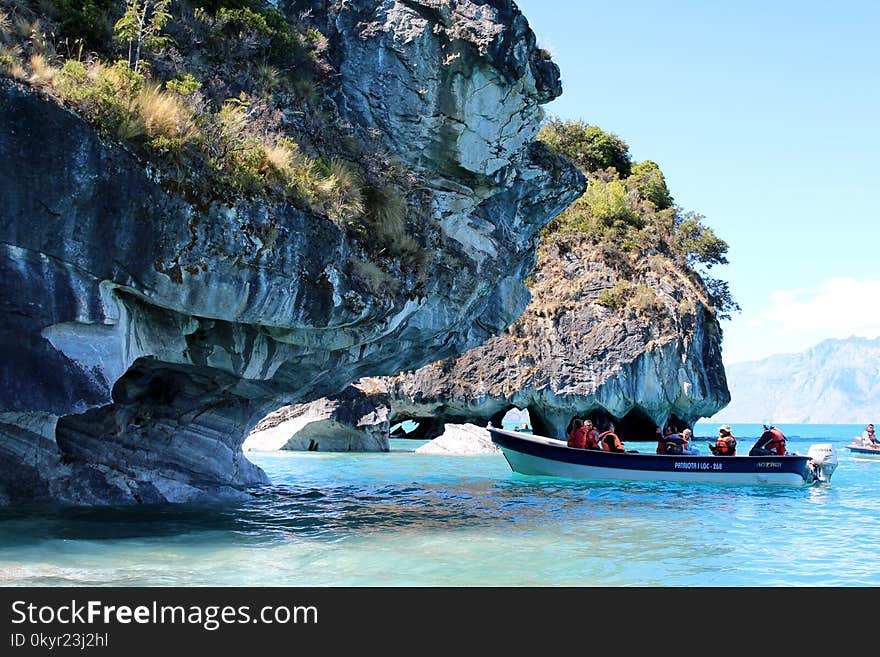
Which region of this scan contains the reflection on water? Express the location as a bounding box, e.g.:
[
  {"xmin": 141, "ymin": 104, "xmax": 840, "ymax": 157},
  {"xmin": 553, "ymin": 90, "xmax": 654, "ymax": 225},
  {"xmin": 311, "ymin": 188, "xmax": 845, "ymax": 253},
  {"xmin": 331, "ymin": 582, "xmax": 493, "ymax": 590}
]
[{"xmin": 1, "ymin": 438, "xmax": 879, "ymax": 586}]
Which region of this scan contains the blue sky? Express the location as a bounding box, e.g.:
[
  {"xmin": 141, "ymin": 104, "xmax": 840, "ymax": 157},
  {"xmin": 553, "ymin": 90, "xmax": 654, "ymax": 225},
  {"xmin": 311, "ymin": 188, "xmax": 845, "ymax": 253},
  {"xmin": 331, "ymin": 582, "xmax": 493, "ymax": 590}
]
[{"xmin": 516, "ymin": 0, "xmax": 880, "ymax": 364}]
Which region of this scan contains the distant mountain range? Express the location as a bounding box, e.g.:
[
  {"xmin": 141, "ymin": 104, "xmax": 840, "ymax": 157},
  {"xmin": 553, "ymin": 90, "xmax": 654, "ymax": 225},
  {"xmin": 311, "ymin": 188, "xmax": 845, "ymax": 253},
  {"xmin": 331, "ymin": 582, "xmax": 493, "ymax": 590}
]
[{"xmin": 709, "ymin": 336, "xmax": 880, "ymax": 424}]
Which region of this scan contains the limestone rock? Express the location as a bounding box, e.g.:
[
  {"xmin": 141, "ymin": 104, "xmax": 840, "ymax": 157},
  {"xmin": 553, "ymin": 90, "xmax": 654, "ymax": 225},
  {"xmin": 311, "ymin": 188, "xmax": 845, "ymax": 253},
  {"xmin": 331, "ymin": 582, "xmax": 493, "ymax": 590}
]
[
  {"xmin": 415, "ymin": 423, "xmax": 500, "ymax": 455},
  {"xmin": 0, "ymin": 0, "xmax": 584, "ymax": 504},
  {"xmin": 390, "ymin": 245, "xmax": 730, "ymax": 441},
  {"xmin": 245, "ymin": 378, "xmax": 391, "ymax": 452}
]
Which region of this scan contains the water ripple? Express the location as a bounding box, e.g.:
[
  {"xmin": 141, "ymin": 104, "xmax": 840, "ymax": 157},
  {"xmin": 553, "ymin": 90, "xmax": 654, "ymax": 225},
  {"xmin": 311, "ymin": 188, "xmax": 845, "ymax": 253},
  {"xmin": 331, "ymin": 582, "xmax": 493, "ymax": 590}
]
[{"xmin": 1, "ymin": 441, "xmax": 879, "ymax": 586}]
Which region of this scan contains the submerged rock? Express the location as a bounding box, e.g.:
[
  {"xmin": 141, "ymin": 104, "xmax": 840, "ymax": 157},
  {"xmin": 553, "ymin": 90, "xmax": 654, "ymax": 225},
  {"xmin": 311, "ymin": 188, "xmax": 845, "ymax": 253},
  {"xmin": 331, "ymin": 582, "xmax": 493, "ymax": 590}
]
[{"xmin": 0, "ymin": 1, "xmax": 584, "ymax": 504}]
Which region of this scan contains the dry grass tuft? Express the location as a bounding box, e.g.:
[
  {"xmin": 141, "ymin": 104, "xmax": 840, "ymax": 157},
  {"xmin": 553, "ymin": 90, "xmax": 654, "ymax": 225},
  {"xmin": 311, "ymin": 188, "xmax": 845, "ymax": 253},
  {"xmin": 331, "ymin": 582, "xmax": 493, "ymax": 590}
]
[
  {"xmin": 319, "ymin": 157, "xmax": 365, "ymax": 221},
  {"xmin": 27, "ymin": 52, "xmax": 57, "ymax": 86},
  {"xmin": 264, "ymin": 140, "xmax": 295, "ymax": 174},
  {"xmin": 0, "ymin": 43, "xmax": 25, "ymax": 79},
  {"xmin": 134, "ymin": 83, "xmax": 195, "ymax": 140}
]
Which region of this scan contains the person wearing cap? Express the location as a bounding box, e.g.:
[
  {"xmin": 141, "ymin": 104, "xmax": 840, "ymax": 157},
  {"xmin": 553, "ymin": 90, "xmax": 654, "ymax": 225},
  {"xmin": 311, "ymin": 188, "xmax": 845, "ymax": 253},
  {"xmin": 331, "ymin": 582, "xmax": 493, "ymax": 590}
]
[
  {"xmin": 749, "ymin": 423, "xmax": 787, "ymax": 456},
  {"xmin": 710, "ymin": 425, "xmax": 736, "ymax": 456}
]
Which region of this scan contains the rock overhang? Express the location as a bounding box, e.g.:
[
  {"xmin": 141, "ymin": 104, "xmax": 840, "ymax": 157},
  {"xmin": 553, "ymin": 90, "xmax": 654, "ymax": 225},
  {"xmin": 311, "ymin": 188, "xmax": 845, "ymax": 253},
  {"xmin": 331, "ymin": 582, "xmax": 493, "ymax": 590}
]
[{"xmin": 0, "ymin": 0, "xmax": 585, "ymax": 504}]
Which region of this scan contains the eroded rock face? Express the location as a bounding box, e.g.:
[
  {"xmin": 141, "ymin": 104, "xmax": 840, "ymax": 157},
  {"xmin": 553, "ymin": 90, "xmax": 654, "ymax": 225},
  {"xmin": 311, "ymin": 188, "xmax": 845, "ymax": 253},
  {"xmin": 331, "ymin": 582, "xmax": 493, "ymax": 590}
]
[
  {"xmin": 389, "ymin": 246, "xmax": 730, "ymax": 441},
  {"xmin": 0, "ymin": 0, "xmax": 584, "ymax": 505}
]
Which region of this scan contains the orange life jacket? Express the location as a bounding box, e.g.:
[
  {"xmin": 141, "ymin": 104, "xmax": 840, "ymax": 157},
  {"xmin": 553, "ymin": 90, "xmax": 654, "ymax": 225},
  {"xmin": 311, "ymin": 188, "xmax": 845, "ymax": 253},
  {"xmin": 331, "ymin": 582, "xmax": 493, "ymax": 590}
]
[
  {"xmin": 600, "ymin": 431, "xmax": 624, "ymax": 453},
  {"xmin": 716, "ymin": 435, "xmax": 736, "ymax": 455}
]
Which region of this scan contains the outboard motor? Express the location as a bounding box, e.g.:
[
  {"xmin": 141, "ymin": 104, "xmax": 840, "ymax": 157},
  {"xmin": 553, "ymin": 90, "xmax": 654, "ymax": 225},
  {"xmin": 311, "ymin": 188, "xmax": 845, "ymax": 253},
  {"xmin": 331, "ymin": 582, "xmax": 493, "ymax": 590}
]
[{"xmin": 807, "ymin": 444, "xmax": 838, "ymax": 483}]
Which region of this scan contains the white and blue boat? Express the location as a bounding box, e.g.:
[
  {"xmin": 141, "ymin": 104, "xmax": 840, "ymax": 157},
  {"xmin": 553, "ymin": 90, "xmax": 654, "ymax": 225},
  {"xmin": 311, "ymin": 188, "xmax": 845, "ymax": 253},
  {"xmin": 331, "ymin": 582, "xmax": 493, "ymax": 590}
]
[
  {"xmin": 489, "ymin": 427, "xmax": 838, "ymax": 486},
  {"xmin": 846, "ymin": 442, "xmax": 880, "ymax": 459}
]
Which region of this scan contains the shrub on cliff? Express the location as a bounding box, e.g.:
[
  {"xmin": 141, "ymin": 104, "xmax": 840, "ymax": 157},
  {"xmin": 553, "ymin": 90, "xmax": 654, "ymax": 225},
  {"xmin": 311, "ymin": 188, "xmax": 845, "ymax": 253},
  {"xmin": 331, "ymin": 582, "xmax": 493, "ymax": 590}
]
[
  {"xmin": 538, "ymin": 119, "xmax": 632, "ymax": 178},
  {"xmin": 0, "ymin": 0, "xmax": 422, "ymax": 278},
  {"xmin": 628, "ymin": 160, "xmax": 673, "ymax": 210},
  {"xmin": 537, "ymin": 118, "xmax": 740, "ymax": 320}
]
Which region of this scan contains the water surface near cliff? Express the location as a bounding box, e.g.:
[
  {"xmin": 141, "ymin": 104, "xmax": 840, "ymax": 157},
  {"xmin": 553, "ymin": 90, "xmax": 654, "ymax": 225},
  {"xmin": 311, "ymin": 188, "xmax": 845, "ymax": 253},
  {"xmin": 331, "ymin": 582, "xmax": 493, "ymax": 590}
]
[{"xmin": 1, "ymin": 428, "xmax": 878, "ymax": 586}]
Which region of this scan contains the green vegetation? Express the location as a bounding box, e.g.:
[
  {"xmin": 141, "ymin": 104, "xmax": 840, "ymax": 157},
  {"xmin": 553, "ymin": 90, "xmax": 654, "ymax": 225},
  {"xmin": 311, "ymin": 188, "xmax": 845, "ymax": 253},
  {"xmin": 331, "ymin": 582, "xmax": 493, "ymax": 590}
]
[
  {"xmin": 538, "ymin": 119, "xmax": 632, "ymax": 177},
  {"xmin": 0, "ymin": 0, "xmax": 422, "ymax": 286},
  {"xmin": 537, "ymin": 118, "xmax": 739, "ymax": 320},
  {"xmin": 114, "ymin": 0, "xmax": 172, "ymax": 72},
  {"xmin": 596, "ymin": 280, "xmax": 630, "ymax": 310}
]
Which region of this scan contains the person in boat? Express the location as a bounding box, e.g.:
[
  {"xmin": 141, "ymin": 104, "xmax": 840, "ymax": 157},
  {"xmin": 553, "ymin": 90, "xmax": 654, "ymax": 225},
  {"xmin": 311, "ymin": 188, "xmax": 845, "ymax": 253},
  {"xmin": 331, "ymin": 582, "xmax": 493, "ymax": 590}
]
[
  {"xmin": 599, "ymin": 422, "xmax": 627, "ymax": 453},
  {"xmin": 749, "ymin": 423, "xmax": 787, "ymax": 456},
  {"xmin": 582, "ymin": 420, "xmax": 600, "ymax": 449},
  {"xmin": 861, "ymin": 424, "xmax": 878, "ymax": 448},
  {"xmin": 681, "ymin": 428, "xmax": 700, "ymax": 455},
  {"xmin": 659, "ymin": 424, "xmax": 687, "ymax": 455},
  {"xmin": 568, "ymin": 418, "xmax": 600, "ymax": 449},
  {"xmin": 709, "ymin": 424, "xmax": 737, "ymax": 456},
  {"xmin": 567, "ymin": 418, "xmax": 586, "ymax": 448}
]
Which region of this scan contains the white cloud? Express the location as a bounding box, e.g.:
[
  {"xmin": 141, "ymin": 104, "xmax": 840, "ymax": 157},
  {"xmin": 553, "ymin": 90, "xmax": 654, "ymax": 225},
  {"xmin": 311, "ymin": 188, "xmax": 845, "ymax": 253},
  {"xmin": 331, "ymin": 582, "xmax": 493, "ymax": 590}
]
[
  {"xmin": 762, "ymin": 278, "xmax": 880, "ymax": 338},
  {"xmin": 719, "ymin": 278, "xmax": 880, "ymax": 365}
]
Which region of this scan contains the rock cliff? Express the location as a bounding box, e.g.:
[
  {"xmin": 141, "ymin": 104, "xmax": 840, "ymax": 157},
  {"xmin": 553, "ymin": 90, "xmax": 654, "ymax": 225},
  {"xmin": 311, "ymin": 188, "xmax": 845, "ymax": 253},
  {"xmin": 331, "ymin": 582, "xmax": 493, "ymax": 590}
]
[
  {"xmin": 0, "ymin": 0, "xmax": 583, "ymax": 504},
  {"xmin": 389, "ymin": 239, "xmax": 730, "ymax": 441}
]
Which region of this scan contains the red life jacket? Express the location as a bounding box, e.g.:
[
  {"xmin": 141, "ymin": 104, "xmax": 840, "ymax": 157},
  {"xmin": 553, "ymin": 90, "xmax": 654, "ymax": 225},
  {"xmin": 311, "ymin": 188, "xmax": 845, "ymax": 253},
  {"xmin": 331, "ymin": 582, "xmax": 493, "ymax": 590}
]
[
  {"xmin": 767, "ymin": 427, "xmax": 786, "ymax": 455},
  {"xmin": 567, "ymin": 427, "xmax": 587, "ymax": 449}
]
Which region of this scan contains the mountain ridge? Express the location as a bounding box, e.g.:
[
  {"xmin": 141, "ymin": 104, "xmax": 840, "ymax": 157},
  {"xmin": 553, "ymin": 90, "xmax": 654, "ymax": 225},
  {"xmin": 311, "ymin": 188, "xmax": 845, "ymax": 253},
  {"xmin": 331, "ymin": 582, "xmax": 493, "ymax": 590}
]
[{"xmin": 710, "ymin": 336, "xmax": 880, "ymax": 423}]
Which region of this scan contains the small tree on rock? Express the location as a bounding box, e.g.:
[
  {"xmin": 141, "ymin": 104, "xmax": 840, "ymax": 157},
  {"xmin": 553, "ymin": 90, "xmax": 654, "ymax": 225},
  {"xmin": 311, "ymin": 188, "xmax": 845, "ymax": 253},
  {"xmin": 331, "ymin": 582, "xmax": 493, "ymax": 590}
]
[{"xmin": 114, "ymin": 0, "xmax": 172, "ymax": 73}]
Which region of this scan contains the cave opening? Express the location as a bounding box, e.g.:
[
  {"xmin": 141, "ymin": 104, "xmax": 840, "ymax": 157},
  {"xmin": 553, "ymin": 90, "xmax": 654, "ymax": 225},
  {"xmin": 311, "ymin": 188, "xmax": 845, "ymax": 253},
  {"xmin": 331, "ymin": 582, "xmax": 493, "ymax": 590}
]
[
  {"xmin": 390, "ymin": 418, "xmax": 445, "ymax": 441},
  {"xmin": 390, "ymin": 419, "xmax": 419, "ymax": 436},
  {"xmin": 501, "ymin": 407, "xmax": 532, "ymax": 431},
  {"xmin": 614, "ymin": 408, "xmax": 658, "ymax": 443}
]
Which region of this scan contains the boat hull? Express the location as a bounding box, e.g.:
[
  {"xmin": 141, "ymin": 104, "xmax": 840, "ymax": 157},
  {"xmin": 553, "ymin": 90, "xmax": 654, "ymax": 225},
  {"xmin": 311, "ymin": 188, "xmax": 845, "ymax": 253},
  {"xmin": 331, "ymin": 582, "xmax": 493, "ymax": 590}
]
[
  {"xmin": 490, "ymin": 428, "xmax": 817, "ymax": 486},
  {"xmin": 846, "ymin": 444, "xmax": 880, "ymax": 458}
]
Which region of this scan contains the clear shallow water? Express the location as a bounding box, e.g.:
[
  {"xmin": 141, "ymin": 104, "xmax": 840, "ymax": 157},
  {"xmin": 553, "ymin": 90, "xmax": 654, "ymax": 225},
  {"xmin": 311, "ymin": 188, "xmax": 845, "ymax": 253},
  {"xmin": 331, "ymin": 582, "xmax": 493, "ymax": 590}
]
[{"xmin": 1, "ymin": 425, "xmax": 879, "ymax": 587}]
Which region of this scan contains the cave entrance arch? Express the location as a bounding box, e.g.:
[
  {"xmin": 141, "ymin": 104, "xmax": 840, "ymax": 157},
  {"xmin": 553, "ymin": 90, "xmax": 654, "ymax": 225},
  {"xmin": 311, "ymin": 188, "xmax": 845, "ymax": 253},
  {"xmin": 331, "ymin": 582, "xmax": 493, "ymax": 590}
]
[
  {"xmin": 615, "ymin": 408, "xmax": 658, "ymax": 443},
  {"xmin": 390, "ymin": 418, "xmax": 445, "ymax": 441},
  {"xmin": 500, "ymin": 407, "xmax": 532, "ymax": 431},
  {"xmin": 390, "ymin": 419, "xmax": 419, "ymax": 436}
]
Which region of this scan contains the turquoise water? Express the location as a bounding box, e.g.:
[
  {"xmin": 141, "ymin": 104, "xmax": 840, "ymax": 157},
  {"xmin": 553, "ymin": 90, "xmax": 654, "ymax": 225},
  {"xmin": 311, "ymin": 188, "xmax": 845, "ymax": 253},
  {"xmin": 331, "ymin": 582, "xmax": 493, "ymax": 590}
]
[{"xmin": 1, "ymin": 424, "xmax": 878, "ymax": 586}]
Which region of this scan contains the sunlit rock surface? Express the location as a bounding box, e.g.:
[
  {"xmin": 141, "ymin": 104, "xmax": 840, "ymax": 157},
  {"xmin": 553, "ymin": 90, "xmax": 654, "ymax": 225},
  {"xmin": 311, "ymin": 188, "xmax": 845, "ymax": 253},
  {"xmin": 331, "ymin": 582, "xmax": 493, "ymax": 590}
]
[
  {"xmin": 389, "ymin": 246, "xmax": 730, "ymax": 441},
  {"xmin": 414, "ymin": 423, "xmax": 500, "ymax": 455}
]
